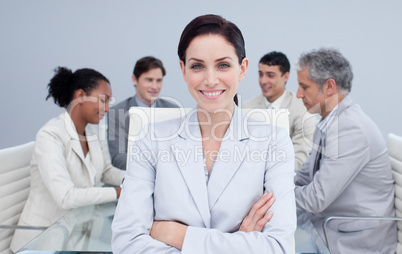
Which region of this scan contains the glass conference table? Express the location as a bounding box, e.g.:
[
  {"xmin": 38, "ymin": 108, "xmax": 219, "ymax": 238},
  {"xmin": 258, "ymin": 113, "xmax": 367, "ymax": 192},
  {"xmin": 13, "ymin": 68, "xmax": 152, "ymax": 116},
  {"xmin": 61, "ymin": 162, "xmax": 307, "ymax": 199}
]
[{"xmin": 17, "ymin": 201, "xmax": 329, "ymax": 254}]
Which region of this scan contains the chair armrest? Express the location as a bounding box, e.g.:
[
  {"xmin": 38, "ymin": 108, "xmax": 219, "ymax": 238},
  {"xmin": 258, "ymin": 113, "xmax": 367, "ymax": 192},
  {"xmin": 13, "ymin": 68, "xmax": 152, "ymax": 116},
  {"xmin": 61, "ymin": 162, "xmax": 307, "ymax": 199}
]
[{"xmin": 323, "ymin": 215, "xmax": 402, "ymax": 252}]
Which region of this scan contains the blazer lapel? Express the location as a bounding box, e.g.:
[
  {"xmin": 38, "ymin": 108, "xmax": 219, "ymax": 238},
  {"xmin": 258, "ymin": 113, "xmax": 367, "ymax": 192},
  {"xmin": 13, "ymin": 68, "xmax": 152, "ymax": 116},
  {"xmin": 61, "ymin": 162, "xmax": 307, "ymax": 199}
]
[
  {"xmin": 87, "ymin": 125, "xmax": 103, "ymax": 185},
  {"xmin": 63, "ymin": 112, "xmax": 96, "ymax": 184},
  {"xmin": 63, "ymin": 112, "xmax": 86, "ymax": 162},
  {"xmin": 311, "ymin": 129, "xmax": 323, "ymax": 176},
  {"xmin": 125, "ymin": 96, "xmax": 139, "ymax": 135},
  {"xmin": 171, "ymin": 111, "xmax": 211, "ymax": 228},
  {"xmin": 207, "ymin": 107, "xmax": 249, "ymax": 210},
  {"xmin": 207, "ymin": 140, "xmax": 247, "ymax": 210},
  {"xmin": 70, "ymin": 139, "xmax": 85, "ymax": 164}
]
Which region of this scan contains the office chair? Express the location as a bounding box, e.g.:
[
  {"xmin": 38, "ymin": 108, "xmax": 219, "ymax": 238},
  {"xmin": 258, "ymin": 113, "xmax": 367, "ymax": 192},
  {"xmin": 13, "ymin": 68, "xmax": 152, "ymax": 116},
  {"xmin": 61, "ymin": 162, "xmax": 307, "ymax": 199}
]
[{"xmin": 0, "ymin": 141, "xmax": 46, "ymax": 254}]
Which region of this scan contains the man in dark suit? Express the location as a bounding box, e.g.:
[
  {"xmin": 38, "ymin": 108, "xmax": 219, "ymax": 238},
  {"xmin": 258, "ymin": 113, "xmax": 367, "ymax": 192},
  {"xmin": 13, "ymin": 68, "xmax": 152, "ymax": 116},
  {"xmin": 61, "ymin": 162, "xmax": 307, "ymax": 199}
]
[{"xmin": 107, "ymin": 56, "xmax": 178, "ymax": 170}]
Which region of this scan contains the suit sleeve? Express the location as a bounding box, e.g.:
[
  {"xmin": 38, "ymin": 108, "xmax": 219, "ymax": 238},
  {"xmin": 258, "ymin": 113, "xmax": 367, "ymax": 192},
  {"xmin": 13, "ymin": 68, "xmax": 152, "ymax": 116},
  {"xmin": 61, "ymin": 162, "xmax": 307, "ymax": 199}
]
[
  {"xmin": 35, "ymin": 128, "xmax": 117, "ymax": 210},
  {"xmin": 294, "ymin": 153, "xmax": 314, "ymax": 186},
  {"xmin": 107, "ymin": 108, "xmax": 128, "ymax": 170},
  {"xmin": 181, "ymin": 128, "xmax": 297, "ymax": 254},
  {"xmin": 294, "ymin": 127, "xmax": 319, "ymax": 186},
  {"xmin": 111, "ymin": 135, "xmax": 180, "ymax": 254},
  {"xmin": 291, "ymin": 106, "xmax": 318, "ymax": 170},
  {"xmin": 294, "ymin": 121, "xmax": 370, "ymax": 213}
]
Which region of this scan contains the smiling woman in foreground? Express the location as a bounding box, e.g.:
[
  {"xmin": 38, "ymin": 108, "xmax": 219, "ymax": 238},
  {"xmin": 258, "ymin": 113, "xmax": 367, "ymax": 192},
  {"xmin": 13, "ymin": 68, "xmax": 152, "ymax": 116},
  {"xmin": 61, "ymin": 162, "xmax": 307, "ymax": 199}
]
[{"xmin": 112, "ymin": 14, "xmax": 296, "ymax": 253}]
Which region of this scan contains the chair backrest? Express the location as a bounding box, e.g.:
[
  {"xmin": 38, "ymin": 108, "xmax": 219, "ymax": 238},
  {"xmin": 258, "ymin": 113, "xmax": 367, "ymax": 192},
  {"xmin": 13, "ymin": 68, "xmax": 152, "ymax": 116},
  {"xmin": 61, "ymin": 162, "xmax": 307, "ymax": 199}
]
[
  {"xmin": 127, "ymin": 107, "xmax": 290, "ymax": 168},
  {"xmin": 0, "ymin": 141, "xmax": 34, "ymax": 254},
  {"xmin": 387, "ymin": 133, "xmax": 402, "ymax": 253}
]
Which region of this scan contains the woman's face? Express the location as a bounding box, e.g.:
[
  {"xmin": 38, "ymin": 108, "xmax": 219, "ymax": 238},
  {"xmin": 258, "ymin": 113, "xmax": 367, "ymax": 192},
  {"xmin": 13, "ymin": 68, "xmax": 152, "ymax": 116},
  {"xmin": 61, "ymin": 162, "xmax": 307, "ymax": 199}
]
[
  {"xmin": 180, "ymin": 34, "xmax": 248, "ymax": 113},
  {"xmin": 81, "ymin": 80, "xmax": 112, "ymax": 124}
]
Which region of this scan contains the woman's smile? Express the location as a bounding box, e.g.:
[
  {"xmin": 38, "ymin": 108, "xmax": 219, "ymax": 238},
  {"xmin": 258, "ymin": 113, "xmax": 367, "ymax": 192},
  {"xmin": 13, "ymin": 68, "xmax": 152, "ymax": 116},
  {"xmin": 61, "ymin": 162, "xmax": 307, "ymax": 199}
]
[
  {"xmin": 180, "ymin": 34, "xmax": 248, "ymax": 113},
  {"xmin": 199, "ymin": 89, "xmax": 225, "ymax": 99}
]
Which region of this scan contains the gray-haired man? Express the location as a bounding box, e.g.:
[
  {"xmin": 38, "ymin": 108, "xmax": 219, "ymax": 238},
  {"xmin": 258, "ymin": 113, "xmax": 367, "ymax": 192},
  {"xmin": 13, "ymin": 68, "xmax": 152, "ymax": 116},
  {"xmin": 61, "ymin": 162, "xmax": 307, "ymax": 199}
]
[{"xmin": 294, "ymin": 48, "xmax": 396, "ymax": 253}]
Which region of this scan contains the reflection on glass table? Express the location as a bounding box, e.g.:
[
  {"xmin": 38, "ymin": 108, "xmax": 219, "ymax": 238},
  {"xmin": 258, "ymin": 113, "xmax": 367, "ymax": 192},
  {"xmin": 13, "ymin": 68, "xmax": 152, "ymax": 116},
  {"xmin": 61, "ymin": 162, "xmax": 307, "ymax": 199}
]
[
  {"xmin": 18, "ymin": 202, "xmax": 329, "ymax": 254},
  {"xmin": 18, "ymin": 201, "xmax": 116, "ymax": 253},
  {"xmin": 295, "ymin": 209, "xmax": 329, "ymax": 254}
]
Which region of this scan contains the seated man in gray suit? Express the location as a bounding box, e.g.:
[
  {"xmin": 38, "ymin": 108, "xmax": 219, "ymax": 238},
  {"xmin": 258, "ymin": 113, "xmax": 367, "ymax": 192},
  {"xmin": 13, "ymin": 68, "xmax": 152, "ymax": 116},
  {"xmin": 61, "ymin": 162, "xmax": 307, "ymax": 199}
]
[
  {"xmin": 243, "ymin": 51, "xmax": 317, "ymax": 169},
  {"xmin": 107, "ymin": 56, "xmax": 178, "ymax": 170},
  {"xmin": 294, "ymin": 48, "xmax": 396, "ymax": 253}
]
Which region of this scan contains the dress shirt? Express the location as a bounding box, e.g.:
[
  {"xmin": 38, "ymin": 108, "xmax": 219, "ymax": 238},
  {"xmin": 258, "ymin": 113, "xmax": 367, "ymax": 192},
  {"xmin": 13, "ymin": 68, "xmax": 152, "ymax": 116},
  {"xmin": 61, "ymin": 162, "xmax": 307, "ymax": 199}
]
[
  {"xmin": 264, "ymin": 91, "xmax": 286, "ymax": 109},
  {"xmin": 316, "ymin": 104, "xmax": 338, "ymax": 138},
  {"xmin": 313, "ymin": 104, "xmax": 338, "ymax": 174},
  {"xmin": 134, "ymin": 95, "xmax": 149, "ymax": 107}
]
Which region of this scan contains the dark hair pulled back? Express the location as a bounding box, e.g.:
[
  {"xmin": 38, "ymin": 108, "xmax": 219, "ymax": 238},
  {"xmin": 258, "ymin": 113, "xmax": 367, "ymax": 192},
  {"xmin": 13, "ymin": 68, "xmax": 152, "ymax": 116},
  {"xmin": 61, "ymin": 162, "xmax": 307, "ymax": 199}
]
[{"xmin": 46, "ymin": 67, "xmax": 109, "ymax": 108}]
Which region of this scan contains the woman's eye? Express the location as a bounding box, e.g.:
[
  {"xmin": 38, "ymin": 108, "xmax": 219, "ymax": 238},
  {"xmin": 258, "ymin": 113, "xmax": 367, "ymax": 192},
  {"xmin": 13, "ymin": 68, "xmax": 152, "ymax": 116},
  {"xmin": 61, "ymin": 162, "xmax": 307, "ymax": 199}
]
[
  {"xmin": 218, "ymin": 63, "xmax": 230, "ymax": 68},
  {"xmin": 190, "ymin": 64, "xmax": 203, "ymax": 69}
]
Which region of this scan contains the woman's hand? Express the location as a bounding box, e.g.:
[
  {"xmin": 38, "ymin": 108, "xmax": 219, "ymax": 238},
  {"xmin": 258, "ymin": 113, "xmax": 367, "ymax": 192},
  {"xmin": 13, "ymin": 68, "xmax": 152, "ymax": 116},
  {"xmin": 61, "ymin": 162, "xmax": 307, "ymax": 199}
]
[
  {"xmin": 150, "ymin": 221, "xmax": 188, "ymax": 250},
  {"xmin": 239, "ymin": 192, "xmax": 275, "ymax": 232}
]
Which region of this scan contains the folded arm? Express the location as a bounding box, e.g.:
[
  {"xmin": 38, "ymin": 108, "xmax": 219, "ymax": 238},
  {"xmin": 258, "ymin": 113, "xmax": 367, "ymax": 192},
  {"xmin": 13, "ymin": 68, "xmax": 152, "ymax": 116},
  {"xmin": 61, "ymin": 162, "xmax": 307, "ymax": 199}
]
[
  {"xmin": 112, "ymin": 127, "xmax": 296, "ymax": 254},
  {"xmin": 150, "ymin": 192, "xmax": 276, "ymax": 250}
]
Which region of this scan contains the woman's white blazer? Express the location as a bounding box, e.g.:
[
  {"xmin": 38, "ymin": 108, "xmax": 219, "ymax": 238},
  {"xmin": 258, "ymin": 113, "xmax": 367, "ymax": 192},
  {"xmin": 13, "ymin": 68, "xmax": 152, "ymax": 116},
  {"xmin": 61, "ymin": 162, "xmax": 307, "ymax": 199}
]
[
  {"xmin": 112, "ymin": 106, "xmax": 296, "ymax": 253},
  {"xmin": 11, "ymin": 112, "xmax": 124, "ymax": 252}
]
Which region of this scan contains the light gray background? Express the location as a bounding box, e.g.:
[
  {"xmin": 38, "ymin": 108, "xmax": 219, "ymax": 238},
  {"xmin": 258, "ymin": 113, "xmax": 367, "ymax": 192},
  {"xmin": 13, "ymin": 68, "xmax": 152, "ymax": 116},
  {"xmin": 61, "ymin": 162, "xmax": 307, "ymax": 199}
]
[{"xmin": 1, "ymin": 0, "xmax": 401, "ymax": 149}]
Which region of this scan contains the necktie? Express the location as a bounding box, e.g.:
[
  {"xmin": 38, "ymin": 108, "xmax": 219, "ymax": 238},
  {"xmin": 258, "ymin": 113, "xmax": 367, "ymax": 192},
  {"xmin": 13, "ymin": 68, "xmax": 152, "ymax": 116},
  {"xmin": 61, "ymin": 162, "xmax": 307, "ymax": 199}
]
[{"xmin": 313, "ymin": 137, "xmax": 323, "ymax": 175}]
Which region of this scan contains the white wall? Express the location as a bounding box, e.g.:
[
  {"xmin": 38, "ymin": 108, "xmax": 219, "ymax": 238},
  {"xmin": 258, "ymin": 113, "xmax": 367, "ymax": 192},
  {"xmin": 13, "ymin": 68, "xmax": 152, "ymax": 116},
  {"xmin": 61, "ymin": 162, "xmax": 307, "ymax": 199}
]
[{"xmin": 1, "ymin": 0, "xmax": 402, "ymax": 148}]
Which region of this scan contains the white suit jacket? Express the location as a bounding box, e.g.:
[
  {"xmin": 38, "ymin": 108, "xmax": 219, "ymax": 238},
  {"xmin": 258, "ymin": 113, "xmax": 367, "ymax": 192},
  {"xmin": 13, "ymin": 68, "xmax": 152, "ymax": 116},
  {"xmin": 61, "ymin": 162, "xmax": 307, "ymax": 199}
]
[
  {"xmin": 112, "ymin": 106, "xmax": 297, "ymax": 254},
  {"xmin": 243, "ymin": 90, "xmax": 318, "ymax": 169},
  {"xmin": 11, "ymin": 112, "xmax": 124, "ymax": 252},
  {"xmin": 294, "ymin": 96, "xmax": 397, "ymax": 253}
]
